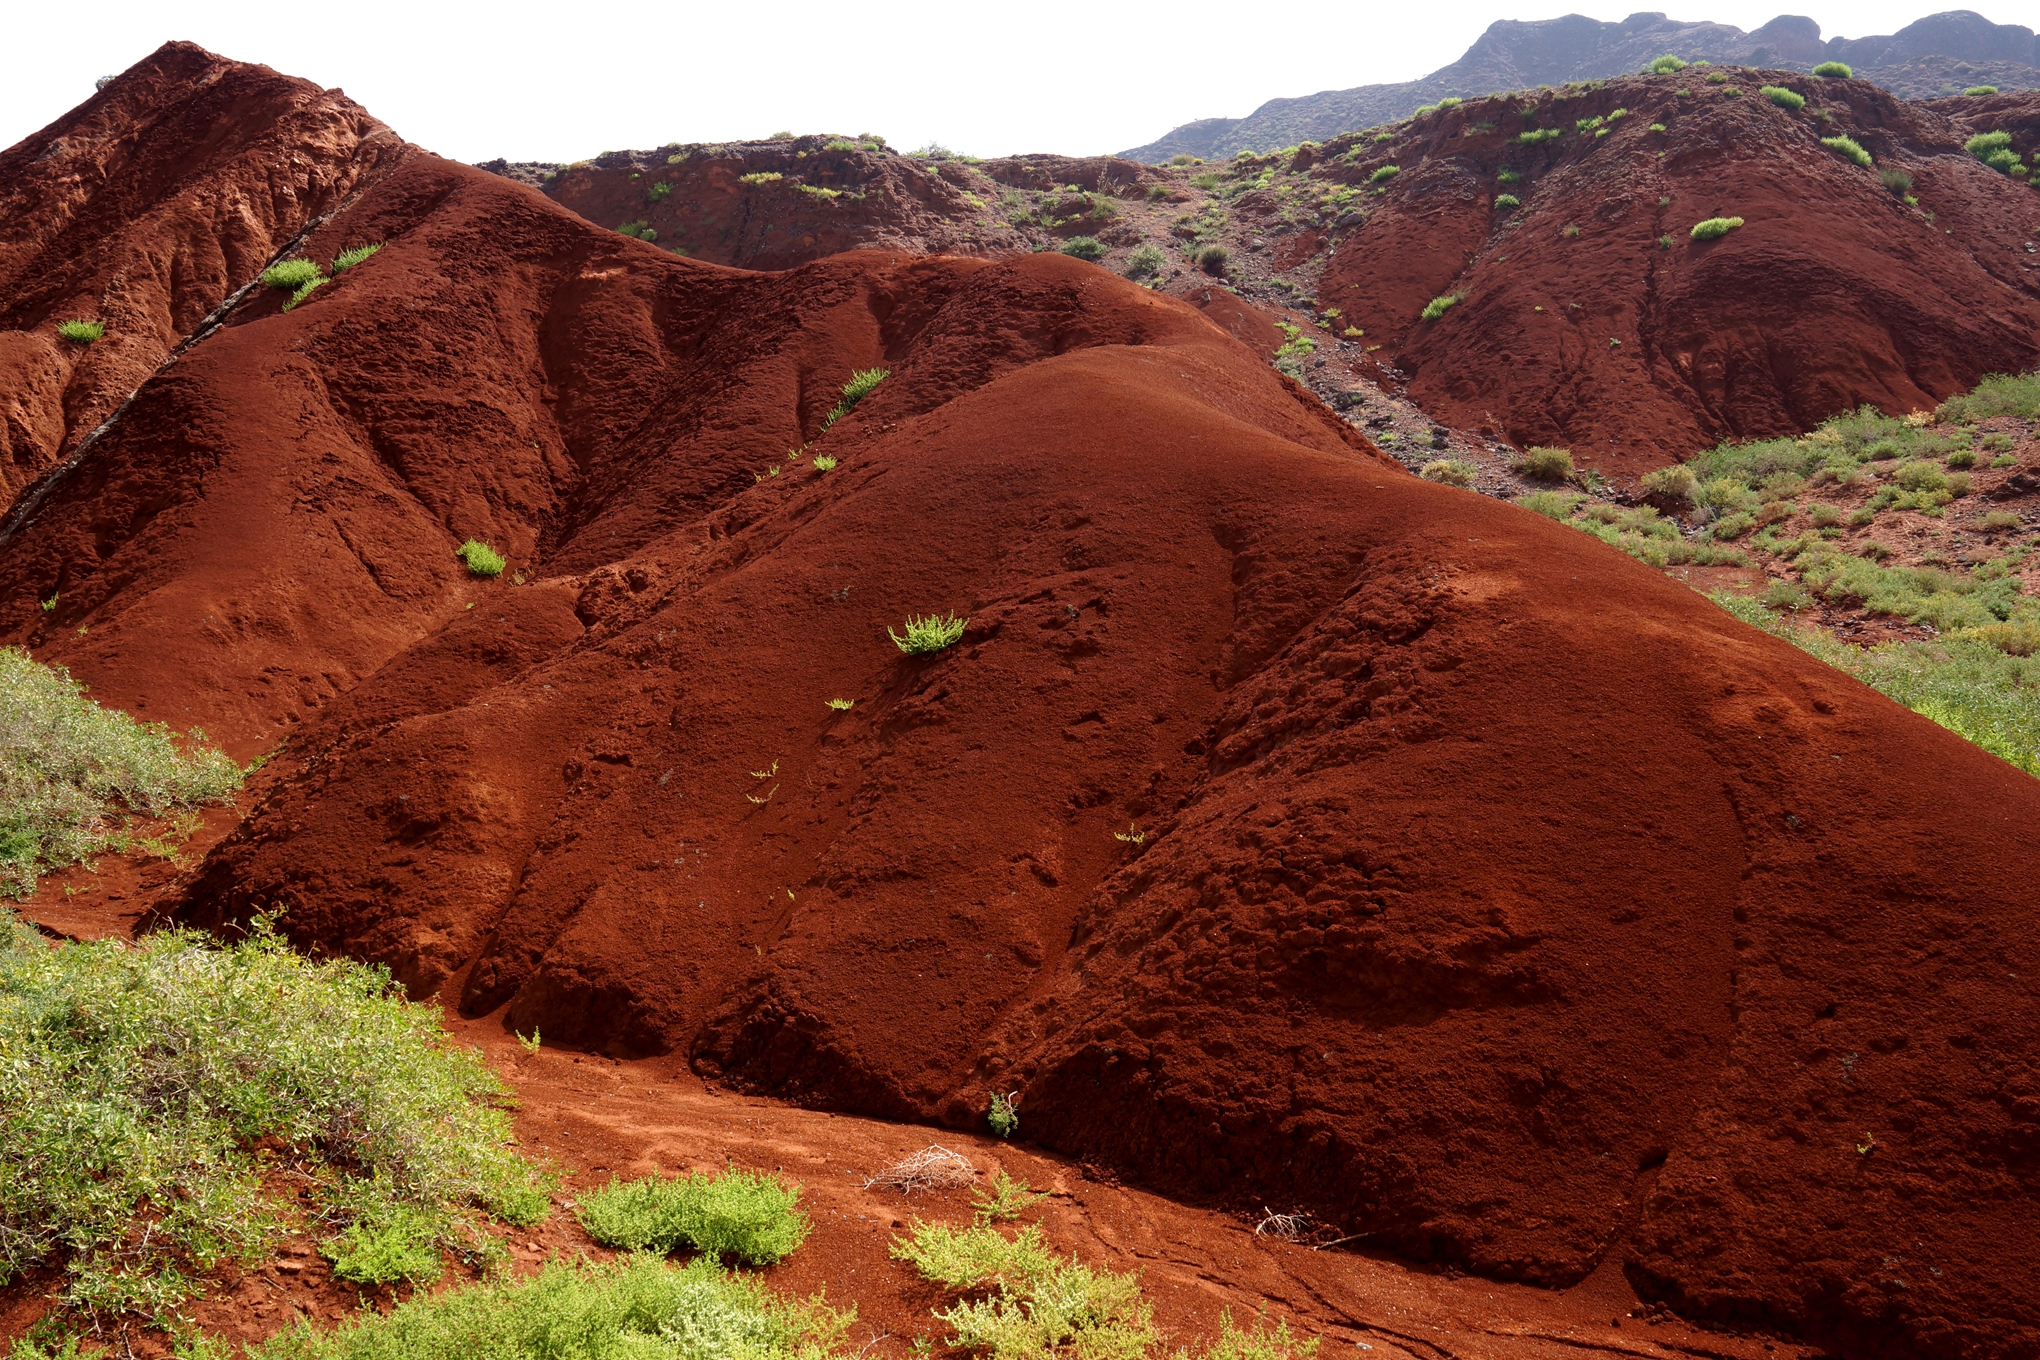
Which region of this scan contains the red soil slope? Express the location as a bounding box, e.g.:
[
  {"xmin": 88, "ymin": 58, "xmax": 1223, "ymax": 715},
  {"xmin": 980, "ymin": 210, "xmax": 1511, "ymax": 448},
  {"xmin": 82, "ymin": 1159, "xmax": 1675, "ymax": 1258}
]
[
  {"xmin": 5, "ymin": 50, "xmax": 2040, "ymax": 1360},
  {"xmin": 1316, "ymin": 73, "xmax": 2040, "ymax": 476},
  {"xmin": 0, "ymin": 42, "xmax": 408, "ymax": 496}
]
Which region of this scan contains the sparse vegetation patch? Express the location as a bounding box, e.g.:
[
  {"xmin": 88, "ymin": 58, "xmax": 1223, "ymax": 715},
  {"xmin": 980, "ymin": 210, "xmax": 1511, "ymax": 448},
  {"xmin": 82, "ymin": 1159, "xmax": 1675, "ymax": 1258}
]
[
  {"xmin": 1690, "ymin": 216, "xmax": 1744, "ymax": 240},
  {"xmin": 55, "ymin": 319, "xmax": 104, "ymax": 343},
  {"xmin": 577, "ymin": 1168, "xmax": 810, "ymax": 1265}
]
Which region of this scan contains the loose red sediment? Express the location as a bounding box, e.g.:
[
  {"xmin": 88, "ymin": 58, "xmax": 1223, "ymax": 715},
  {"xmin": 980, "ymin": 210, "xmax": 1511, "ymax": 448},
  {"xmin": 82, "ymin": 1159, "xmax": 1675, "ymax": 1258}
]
[{"xmin": 4, "ymin": 47, "xmax": 2040, "ymax": 1360}]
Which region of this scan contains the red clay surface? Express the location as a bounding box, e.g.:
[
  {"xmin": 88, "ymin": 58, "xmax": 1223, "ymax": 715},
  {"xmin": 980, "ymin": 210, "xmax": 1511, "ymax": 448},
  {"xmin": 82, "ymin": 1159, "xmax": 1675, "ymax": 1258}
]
[
  {"xmin": 0, "ymin": 42, "xmax": 408, "ymax": 496},
  {"xmin": 5, "ymin": 43, "xmax": 2040, "ymax": 1360}
]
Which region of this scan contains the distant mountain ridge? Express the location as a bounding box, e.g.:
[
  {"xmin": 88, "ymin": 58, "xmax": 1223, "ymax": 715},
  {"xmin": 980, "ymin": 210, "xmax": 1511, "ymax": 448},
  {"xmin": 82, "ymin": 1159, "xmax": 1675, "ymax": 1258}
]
[{"xmin": 1123, "ymin": 9, "xmax": 2040, "ymax": 161}]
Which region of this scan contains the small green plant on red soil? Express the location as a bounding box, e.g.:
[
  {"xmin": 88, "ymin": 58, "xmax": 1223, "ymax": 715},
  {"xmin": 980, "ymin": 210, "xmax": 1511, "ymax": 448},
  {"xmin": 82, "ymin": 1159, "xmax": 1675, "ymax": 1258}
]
[
  {"xmin": 1494, "ymin": 193, "xmax": 1520, "ymax": 209},
  {"xmin": 646, "ymin": 180, "xmax": 673, "ymax": 202},
  {"xmin": 261, "ymin": 258, "xmax": 323, "ymax": 291},
  {"xmin": 55, "ymin": 319, "xmax": 103, "ymax": 343},
  {"xmin": 1939, "ymin": 370, "xmax": 2040, "ymax": 421},
  {"xmin": 1965, "ymin": 131, "xmax": 2028, "ymax": 177},
  {"xmin": 987, "ymin": 1092, "xmax": 1020, "ymax": 1138},
  {"xmin": 1821, "ymin": 135, "xmax": 1872, "ymax": 167},
  {"xmin": 1966, "ymin": 85, "xmax": 1999, "ymax": 96},
  {"xmin": 220, "ymin": 1254, "xmax": 849, "ymax": 1360},
  {"xmin": 331, "ymin": 243, "xmax": 381, "ymax": 272},
  {"xmin": 1124, "ymin": 243, "xmax": 1166, "ymax": 280},
  {"xmin": 812, "ymin": 454, "xmax": 839, "ymax": 472},
  {"xmin": 819, "ymin": 367, "xmax": 889, "ymax": 432},
  {"xmin": 1196, "ymin": 244, "xmax": 1229, "ymax": 276},
  {"xmin": 1421, "ymin": 459, "xmax": 1478, "ymax": 488},
  {"xmin": 827, "ymin": 697, "xmax": 855, "ymax": 710},
  {"xmin": 1814, "ymin": 60, "xmax": 1853, "ymax": 77},
  {"xmin": 1060, "ymin": 235, "xmax": 1105, "ymax": 261},
  {"xmin": 577, "ymin": 1167, "xmax": 810, "ymax": 1265},
  {"xmin": 1421, "ymin": 294, "xmax": 1461, "ymax": 321},
  {"xmin": 1512, "ymin": 446, "xmax": 1574, "ymax": 481},
  {"xmin": 1648, "ymin": 54, "xmax": 1689, "ymax": 73},
  {"xmin": 1640, "ymin": 464, "xmax": 1698, "ymax": 504},
  {"xmin": 1690, "ymin": 216, "xmax": 1744, "ymax": 240},
  {"xmin": 455, "ymin": 539, "xmax": 505, "ymax": 577},
  {"xmin": 1517, "ymin": 127, "xmax": 1563, "ymax": 144},
  {"xmin": 617, "ymin": 220, "xmax": 658, "ymax": 240},
  {"xmin": 1367, "ymin": 165, "xmax": 1400, "ymax": 184},
  {"xmin": 0, "ymin": 910, "xmax": 552, "ymax": 1332},
  {"xmin": 971, "ymin": 1170, "xmax": 1049, "ymax": 1225},
  {"xmin": 891, "ymin": 613, "xmax": 968, "ymax": 656},
  {"xmin": 0, "ymin": 648, "xmax": 241, "ymax": 897},
  {"xmin": 1878, "ymin": 167, "xmax": 1913, "ymax": 194}
]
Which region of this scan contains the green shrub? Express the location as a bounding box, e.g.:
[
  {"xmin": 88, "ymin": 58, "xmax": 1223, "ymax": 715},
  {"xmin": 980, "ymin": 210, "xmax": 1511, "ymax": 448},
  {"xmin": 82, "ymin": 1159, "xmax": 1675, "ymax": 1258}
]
[
  {"xmin": 1124, "ymin": 244, "xmax": 1166, "ymax": 279},
  {"xmin": 646, "ymin": 181, "xmax": 673, "ymax": 202},
  {"xmin": 1517, "ymin": 127, "xmax": 1563, "ymax": 144},
  {"xmin": 1494, "ymin": 193, "xmax": 1520, "ymax": 209},
  {"xmin": 55, "ymin": 319, "xmax": 104, "ymax": 343},
  {"xmin": 1059, "ymin": 235, "xmax": 1105, "ymax": 261},
  {"xmin": 1368, "ymin": 165, "xmax": 1400, "ymax": 184},
  {"xmin": 972, "ymin": 1171, "xmax": 1049, "ymax": 1225},
  {"xmin": 260, "ymin": 258, "xmax": 324, "ymax": 290},
  {"xmin": 240, "ymin": 1254, "xmax": 848, "ymax": 1360},
  {"xmin": 891, "ymin": 613, "xmax": 968, "ymax": 655},
  {"xmin": 738, "ymin": 171, "xmax": 782, "ymax": 185},
  {"xmin": 283, "ymin": 277, "xmax": 326, "ymax": 311},
  {"xmin": 1513, "ymin": 446, "xmax": 1574, "ymax": 481},
  {"xmin": 331, "ymin": 243, "xmax": 381, "ymax": 272},
  {"xmin": 0, "ymin": 911, "xmax": 551, "ymax": 1323},
  {"xmin": 1196, "ymin": 244, "xmax": 1229, "ymax": 276},
  {"xmin": 811, "ymin": 455, "xmax": 838, "ymax": 472},
  {"xmin": 1705, "ymin": 71, "xmax": 1730, "ymax": 83},
  {"xmin": 1690, "ymin": 216, "xmax": 1744, "ymax": 240},
  {"xmin": 323, "ymin": 1207, "xmax": 445, "ymax": 1286},
  {"xmin": 1878, "ymin": 167, "xmax": 1914, "ymax": 194},
  {"xmin": 1648, "ymin": 54, "xmax": 1689, "ymax": 74},
  {"xmin": 1760, "ymin": 86, "xmax": 1805, "ymax": 110},
  {"xmin": 1947, "ymin": 448, "xmax": 1978, "ymax": 468},
  {"xmin": 1641, "ymin": 464, "xmax": 1698, "ymax": 503},
  {"xmin": 1940, "ymin": 371, "xmax": 2040, "ymax": 422},
  {"xmin": 1813, "ymin": 61, "xmax": 1853, "ymax": 78},
  {"xmin": 893, "ymin": 1223, "xmax": 1155, "ymax": 1360},
  {"xmin": 1821, "ymin": 135, "xmax": 1872, "ymax": 167},
  {"xmin": 1421, "ymin": 294, "xmax": 1461, "ymax": 322},
  {"xmin": 0, "ymin": 648, "xmax": 241, "ymax": 897},
  {"xmin": 1420, "ymin": 459, "xmax": 1478, "ymax": 487},
  {"xmin": 819, "ymin": 367, "xmax": 889, "ymax": 432},
  {"xmin": 577, "ymin": 1168, "xmax": 810, "ymax": 1265},
  {"xmin": 455, "ymin": 539, "xmax": 506, "ymax": 577},
  {"xmin": 617, "ymin": 220, "xmax": 658, "ymax": 241},
  {"xmin": 987, "ymin": 1091, "xmax": 1019, "ymax": 1137},
  {"xmin": 1981, "ymin": 510, "xmax": 2023, "ymax": 532},
  {"xmin": 1966, "ymin": 130, "xmax": 2012, "ymax": 158},
  {"xmin": 1966, "ymin": 85, "xmax": 1999, "ymax": 96}
]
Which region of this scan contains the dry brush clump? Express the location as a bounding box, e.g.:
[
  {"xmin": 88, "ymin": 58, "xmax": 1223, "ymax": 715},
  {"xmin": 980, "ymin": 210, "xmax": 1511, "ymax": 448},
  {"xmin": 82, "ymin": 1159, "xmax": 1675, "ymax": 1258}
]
[{"xmin": 864, "ymin": 1144, "xmax": 977, "ymax": 1193}]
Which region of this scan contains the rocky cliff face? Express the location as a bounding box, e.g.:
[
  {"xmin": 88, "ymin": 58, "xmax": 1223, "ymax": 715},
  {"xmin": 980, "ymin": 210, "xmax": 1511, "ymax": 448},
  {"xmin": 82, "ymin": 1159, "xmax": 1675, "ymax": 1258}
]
[{"xmin": 1123, "ymin": 9, "xmax": 2040, "ymax": 161}]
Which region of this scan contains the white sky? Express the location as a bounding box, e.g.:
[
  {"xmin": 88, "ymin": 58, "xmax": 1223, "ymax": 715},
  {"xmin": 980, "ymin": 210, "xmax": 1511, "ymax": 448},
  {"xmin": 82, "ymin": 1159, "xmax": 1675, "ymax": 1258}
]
[{"xmin": 3, "ymin": 2, "xmax": 2016, "ymax": 163}]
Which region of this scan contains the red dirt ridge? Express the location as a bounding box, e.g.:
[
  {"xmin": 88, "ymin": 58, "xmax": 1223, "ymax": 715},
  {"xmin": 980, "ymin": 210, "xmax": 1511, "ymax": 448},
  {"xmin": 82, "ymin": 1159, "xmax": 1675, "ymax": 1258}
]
[{"xmin": 4, "ymin": 42, "xmax": 2040, "ymax": 1360}]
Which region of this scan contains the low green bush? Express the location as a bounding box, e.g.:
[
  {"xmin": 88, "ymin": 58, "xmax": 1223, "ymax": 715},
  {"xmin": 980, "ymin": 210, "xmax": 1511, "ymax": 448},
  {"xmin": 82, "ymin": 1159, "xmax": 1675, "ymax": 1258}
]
[
  {"xmin": 617, "ymin": 220, "xmax": 658, "ymax": 240},
  {"xmin": 817, "ymin": 368, "xmax": 889, "ymax": 432},
  {"xmin": 1421, "ymin": 294, "xmax": 1461, "ymax": 322},
  {"xmin": 1821, "ymin": 135, "xmax": 1872, "ymax": 167},
  {"xmin": 331, "ymin": 243, "xmax": 381, "ymax": 272},
  {"xmin": 455, "ymin": 539, "xmax": 506, "ymax": 577},
  {"xmin": 1196, "ymin": 244, "xmax": 1229, "ymax": 276},
  {"xmin": 1878, "ymin": 167, "xmax": 1914, "ymax": 194},
  {"xmin": 1513, "ymin": 446, "xmax": 1573, "ymax": 481},
  {"xmin": 1965, "ymin": 85, "xmax": 1999, "ymax": 96},
  {"xmin": 0, "ymin": 912, "xmax": 550, "ymax": 1324},
  {"xmin": 283, "ymin": 277, "xmax": 326, "ymax": 312},
  {"xmin": 237, "ymin": 1255, "xmax": 848, "ymax": 1360},
  {"xmin": 891, "ymin": 613, "xmax": 968, "ymax": 655},
  {"xmin": 1690, "ymin": 216, "xmax": 1744, "ymax": 240},
  {"xmin": 1813, "ymin": 61, "xmax": 1853, "ymax": 78},
  {"xmin": 55, "ymin": 319, "xmax": 104, "ymax": 343},
  {"xmin": 1124, "ymin": 244, "xmax": 1166, "ymax": 279},
  {"xmin": 1, "ymin": 648, "xmax": 240, "ymax": 897},
  {"xmin": 1497, "ymin": 168, "xmax": 1522, "ymax": 183},
  {"xmin": 1938, "ymin": 370, "xmax": 2040, "ymax": 422},
  {"xmin": 260, "ymin": 259, "xmax": 324, "ymax": 291},
  {"xmin": 1648, "ymin": 54, "xmax": 1689, "ymax": 74},
  {"xmin": 1494, "ymin": 193, "xmax": 1520, "ymax": 209},
  {"xmin": 577, "ymin": 1168, "xmax": 810, "ymax": 1265},
  {"xmin": 892, "ymin": 1223, "xmax": 1156, "ymax": 1360},
  {"xmin": 1059, "ymin": 236, "xmax": 1105, "ymax": 262},
  {"xmin": 1517, "ymin": 127, "xmax": 1563, "ymax": 144},
  {"xmin": 646, "ymin": 181, "xmax": 673, "ymax": 202},
  {"xmin": 1368, "ymin": 165, "xmax": 1400, "ymax": 184},
  {"xmin": 1641, "ymin": 464, "xmax": 1698, "ymax": 503},
  {"xmin": 1421, "ymin": 459, "xmax": 1478, "ymax": 488}
]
